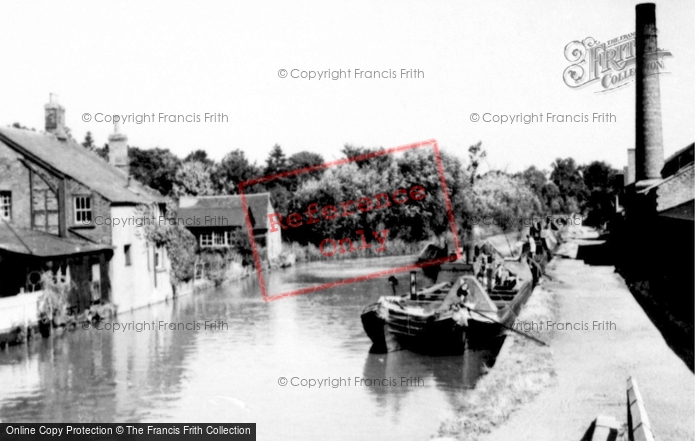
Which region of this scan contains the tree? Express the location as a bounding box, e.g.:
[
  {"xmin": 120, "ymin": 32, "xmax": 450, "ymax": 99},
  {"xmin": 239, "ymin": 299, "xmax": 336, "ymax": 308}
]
[
  {"xmin": 288, "ymin": 151, "xmax": 324, "ymax": 170},
  {"xmin": 173, "ymin": 160, "xmax": 215, "ymax": 197},
  {"xmin": 184, "ymin": 149, "xmax": 214, "ymax": 166},
  {"xmin": 82, "ymin": 132, "xmax": 95, "ymax": 150},
  {"xmin": 516, "ymin": 166, "xmax": 566, "ymax": 214},
  {"xmin": 550, "ymin": 157, "xmax": 587, "ymax": 212},
  {"xmin": 466, "ymin": 141, "xmax": 486, "ymax": 185},
  {"xmin": 263, "ymin": 144, "xmax": 287, "ymax": 176},
  {"xmin": 542, "ymin": 182, "xmax": 564, "ymax": 213},
  {"xmin": 582, "ymin": 160, "xmax": 618, "ymax": 191},
  {"xmin": 341, "ymin": 144, "xmax": 391, "ymax": 170},
  {"xmin": 212, "ymin": 149, "xmax": 261, "ymax": 194},
  {"xmin": 95, "ymin": 143, "xmax": 109, "ymax": 161},
  {"xmin": 128, "ymin": 147, "xmax": 181, "ymax": 195},
  {"xmin": 582, "ymin": 161, "xmax": 619, "ymax": 226},
  {"xmin": 464, "ymin": 171, "xmax": 542, "ymax": 234},
  {"xmin": 518, "ymin": 166, "xmax": 547, "ymax": 196}
]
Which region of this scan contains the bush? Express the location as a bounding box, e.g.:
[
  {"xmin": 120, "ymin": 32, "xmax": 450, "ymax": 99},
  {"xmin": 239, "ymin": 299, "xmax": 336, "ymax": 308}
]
[{"xmin": 141, "ymin": 205, "xmax": 198, "ymax": 285}]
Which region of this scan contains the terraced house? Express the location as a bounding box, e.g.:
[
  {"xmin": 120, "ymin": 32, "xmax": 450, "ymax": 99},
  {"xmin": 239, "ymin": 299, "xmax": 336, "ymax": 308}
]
[{"xmin": 0, "ymin": 96, "xmax": 173, "ymax": 336}]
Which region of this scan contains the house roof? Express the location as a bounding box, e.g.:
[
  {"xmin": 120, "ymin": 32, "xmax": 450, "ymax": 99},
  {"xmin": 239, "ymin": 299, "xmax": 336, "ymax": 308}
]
[
  {"xmin": 658, "ymin": 199, "xmax": 694, "ymax": 221},
  {"xmin": 0, "ymin": 126, "xmax": 167, "ymax": 204},
  {"xmin": 0, "ymin": 221, "xmax": 112, "ymax": 257},
  {"xmin": 662, "ymin": 143, "xmax": 695, "ymax": 178},
  {"xmin": 177, "ymin": 193, "xmax": 272, "ymax": 229}
]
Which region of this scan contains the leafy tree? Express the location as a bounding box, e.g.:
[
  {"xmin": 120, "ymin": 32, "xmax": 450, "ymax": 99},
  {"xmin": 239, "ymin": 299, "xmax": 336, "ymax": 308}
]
[
  {"xmin": 173, "ymin": 160, "xmax": 215, "ymax": 197},
  {"xmin": 583, "ymin": 160, "xmax": 618, "ymax": 191},
  {"xmin": 551, "ymin": 157, "xmax": 587, "ymax": 212},
  {"xmin": 516, "ymin": 166, "xmax": 566, "ymax": 214},
  {"xmin": 184, "ymin": 149, "xmax": 214, "ymax": 166},
  {"xmin": 582, "ymin": 160, "xmax": 619, "ymax": 226},
  {"xmin": 229, "ymin": 228, "xmax": 255, "ymax": 266},
  {"xmin": 212, "ymin": 149, "xmax": 261, "ymax": 194},
  {"xmin": 464, "ymin": 171, "xmax": 542, "ymax": 233},
  {"xmin": 288, "ymin": 151, "xmax": 324, "ymax": 170},
  {"xmin": 95, "ymin": 143, "xmax": 109, "ymax": 161},
  {"xmin": 82, "ymin": 131, "xmax": 95, "ymax": 149},
  {"xmin": 542, "ymin": 182, "xmax": 564, "ymax": 213},
  {"xmin": 466, "ymin": 141, "xmax": 486, "ymax": 185},
  {"xmin": 128, "ymin": 147, "xmax": 181, "ymax": 195},
  {"xmin": 341, "ymin": 144, "xmax": 391, "ymax": 170},
  {"xmin": 264, "ymin": 144, "xmax": 287, "ymax": 176},
  {"xmin": 518, "ymin": 166, "xmax": 547, "ymax": 197}
]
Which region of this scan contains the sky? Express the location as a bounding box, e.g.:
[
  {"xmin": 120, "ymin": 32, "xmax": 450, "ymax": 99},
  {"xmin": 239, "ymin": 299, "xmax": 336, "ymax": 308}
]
[{"xmin": 0, "ymin": 0, "xmax": 695, "ymax": 174}]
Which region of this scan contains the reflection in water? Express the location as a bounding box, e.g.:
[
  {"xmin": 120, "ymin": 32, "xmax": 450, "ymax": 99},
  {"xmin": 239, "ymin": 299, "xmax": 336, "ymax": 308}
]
[
  {"xmin": 0, "ymin": 256, "xmax": 506, "ymax": 440},
  {"xmin": 363, "ymin": 340, "xmax": 503, "ymax": 414}
]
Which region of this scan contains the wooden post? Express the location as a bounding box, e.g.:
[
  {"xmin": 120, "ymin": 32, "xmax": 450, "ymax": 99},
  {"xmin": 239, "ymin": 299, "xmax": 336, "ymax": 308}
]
[
  {"xmin": 57, "ymin": 178, "xmax": 67, "ymax": 238},
  {"xmin": 409, "ymin": 271, "xmax": 417, "ymax": 300}
]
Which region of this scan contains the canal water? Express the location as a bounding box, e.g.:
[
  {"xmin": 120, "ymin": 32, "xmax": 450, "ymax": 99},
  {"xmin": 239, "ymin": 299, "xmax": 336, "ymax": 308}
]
[{"xmin": 0, "ymin": 256, "xmax": 501, "ymax": 440}]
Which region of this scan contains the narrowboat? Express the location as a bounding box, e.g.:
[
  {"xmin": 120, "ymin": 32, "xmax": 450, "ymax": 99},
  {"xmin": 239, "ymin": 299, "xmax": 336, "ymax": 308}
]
[{"xmin": 361, "ymin": 236, "xmax": 550, "ymax": 354}]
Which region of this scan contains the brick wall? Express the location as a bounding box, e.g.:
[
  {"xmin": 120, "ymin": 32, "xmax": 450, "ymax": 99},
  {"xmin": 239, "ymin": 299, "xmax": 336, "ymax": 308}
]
[
  {"xmin": 0, "ymin": 142, "xmax": 32, "ymax": 228},
  {"xmin": 656, "ymin": 165, "xmax": 694, "ymax": 212},
  {"xmin": 31, "ymin": 168, "xmax": 60, "ymax": 234},
  {"xmin": 64, "ymin": 179, "xmax": 113, "ymax": 245},
  {"xmin": 0, "ymin": 139, "xmax": 114, "ymax": 245}
]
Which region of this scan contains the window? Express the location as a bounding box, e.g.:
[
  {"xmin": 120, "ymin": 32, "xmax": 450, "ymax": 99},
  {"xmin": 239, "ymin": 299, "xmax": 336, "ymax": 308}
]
[
  {"xmin": 0, "ymin": 191, "xmax": 10, "ymax": 221},
  {"xmin": 200, "ymin": 231, "xmax": 230, "ymax": 248},
  {"xmin": 124, "ymin": 244, "xmax": 131, "ymax": 266},
  {"xmin": 74, "ymin": 195, "xmax": 92, "ymax": 224},
  {"xmin": 200, "ymin": 233, "xmax": 213, "ymax": 247},
  {"xmin": 155, "ymin": 245, "xmax": 165, "ymax": 270},
  {"xmin": 213, "ymin": 231, "xmax": 226, "ymax": 246}
]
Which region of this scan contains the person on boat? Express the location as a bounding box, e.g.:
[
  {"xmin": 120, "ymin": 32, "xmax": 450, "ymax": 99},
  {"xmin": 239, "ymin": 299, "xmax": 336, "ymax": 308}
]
[{"xmin": 495, "ymin": 263, "xmax": 504, "ymax": 286}]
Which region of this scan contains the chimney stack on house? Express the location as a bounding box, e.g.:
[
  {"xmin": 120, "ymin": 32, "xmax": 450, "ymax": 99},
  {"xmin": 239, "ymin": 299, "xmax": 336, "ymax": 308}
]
[
  {"xmin": 44, "ymin": 93, "xmax": 67, "ymax": 140},
  {"xmin": 108, "ymin": 121, "xmax": 129, "ymax": 175},
  {"xmin": 635, "ymin": 3, "xmax": 665, "ymax": 190}
]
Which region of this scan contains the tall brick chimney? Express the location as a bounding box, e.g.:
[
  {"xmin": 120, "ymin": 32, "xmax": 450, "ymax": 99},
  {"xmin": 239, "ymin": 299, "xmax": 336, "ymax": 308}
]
[
  {"xmin": 626, "ymin": 148, "xmax": 636, "ymax": 185},
  {"xmin": 44, "ymin": 93, "xmax": 67, "ymax": 140},
  {"xmin": 108, "ymin": 121, "xmax": 129, "ymax": 175},
  {"xmin": 635, "ymin": 3, "xmax": 664, "ymax": 190}
]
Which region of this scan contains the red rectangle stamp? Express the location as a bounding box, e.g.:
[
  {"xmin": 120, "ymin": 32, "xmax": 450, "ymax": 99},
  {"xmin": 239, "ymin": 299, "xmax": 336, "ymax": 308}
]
[{"xmin": 238, "ymin": 139, "xmax": 462, "ymax": 301}]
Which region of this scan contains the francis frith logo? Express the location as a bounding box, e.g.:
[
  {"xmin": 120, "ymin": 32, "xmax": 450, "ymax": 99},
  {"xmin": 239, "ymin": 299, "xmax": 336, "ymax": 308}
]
[{"xmin": 563, "ymin": 32, "xmax": 672, "ymax": 93}]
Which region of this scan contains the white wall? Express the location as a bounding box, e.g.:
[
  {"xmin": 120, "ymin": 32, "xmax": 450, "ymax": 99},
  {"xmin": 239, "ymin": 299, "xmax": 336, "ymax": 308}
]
[
  {"xmin": 110, "ymin": 205, "xmax": 172, "ymax": 312},
  {"xmin": 266, "ymin": 200, "xmax": 282, "ymax": 261},
  {"xmin": 0, "ymin": 291, "xmax": 42, "ymax": 333}
]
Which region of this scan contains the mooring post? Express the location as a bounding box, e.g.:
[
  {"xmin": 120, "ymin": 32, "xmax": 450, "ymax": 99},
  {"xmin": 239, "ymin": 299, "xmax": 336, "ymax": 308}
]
[{"xmin": 410, "ymin": 271, "xmax": 417, "ymax": 300}]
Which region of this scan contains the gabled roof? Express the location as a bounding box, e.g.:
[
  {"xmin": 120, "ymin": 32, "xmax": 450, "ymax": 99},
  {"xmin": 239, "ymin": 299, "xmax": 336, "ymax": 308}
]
[
  {"xmin": 177, "ymin": 193, "xmax": 272, "ymax": 229},
  {"xmin": 0, "ymin": 126, "xmax": 167, "ymax": 204},
  {"xmin": 0, "ymin": 221, "xmax": 112, "ymax": 257}
]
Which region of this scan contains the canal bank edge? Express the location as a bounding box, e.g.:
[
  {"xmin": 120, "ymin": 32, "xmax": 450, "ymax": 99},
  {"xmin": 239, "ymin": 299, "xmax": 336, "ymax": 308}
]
[{"xmin": 434, "ymin": 263, "xmax": 559, "ymax": 441}]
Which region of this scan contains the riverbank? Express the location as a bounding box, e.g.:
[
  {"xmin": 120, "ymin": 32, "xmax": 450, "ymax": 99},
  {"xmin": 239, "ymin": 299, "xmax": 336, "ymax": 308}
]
[
  {"xmin": 283, "ymin": 239, "xmax": 425, "ymax": 263},
  {"xmin": 435, "ymin": 272, "xmax": 559, "ymax": 440},
  {"xmin": 477, "ymin": 256, "xmax": 694, "ymax": 440},
  {"xmin": 282, "ymin": 228, "xmax": 526, "ymax": 265}
]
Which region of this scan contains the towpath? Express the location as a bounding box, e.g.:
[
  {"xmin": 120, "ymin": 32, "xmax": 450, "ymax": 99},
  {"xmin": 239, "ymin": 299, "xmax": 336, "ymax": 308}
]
[{"xmin": 482, "ymin": 254, "xmax": 694, "ymax": 440}]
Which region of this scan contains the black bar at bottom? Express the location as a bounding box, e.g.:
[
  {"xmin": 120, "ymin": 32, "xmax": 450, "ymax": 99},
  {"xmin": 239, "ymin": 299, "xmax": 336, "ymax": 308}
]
[{"xmin": 1, "ymin": 423, "xmax": 256, "ymax": 440}]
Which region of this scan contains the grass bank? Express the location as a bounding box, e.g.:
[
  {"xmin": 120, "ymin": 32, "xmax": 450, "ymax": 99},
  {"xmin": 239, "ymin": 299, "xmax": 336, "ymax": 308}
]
[
  {"xmin": 435, "ymin": 271, "xmax": 559, "ymax": 440},
  {"xmin": 283, "ymin": 239, "xmax": 425, "ymax": 263}
]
